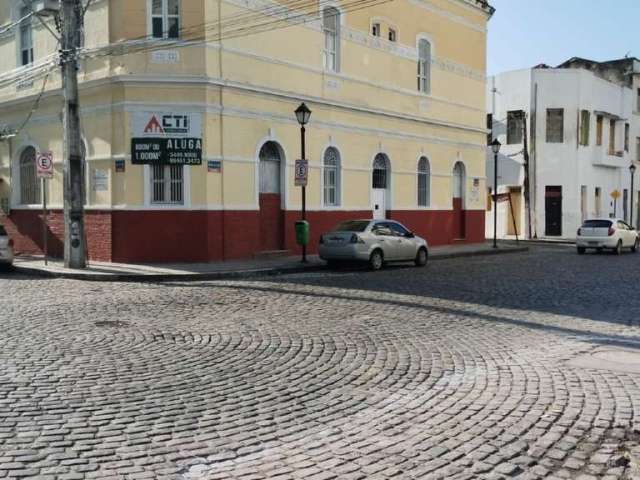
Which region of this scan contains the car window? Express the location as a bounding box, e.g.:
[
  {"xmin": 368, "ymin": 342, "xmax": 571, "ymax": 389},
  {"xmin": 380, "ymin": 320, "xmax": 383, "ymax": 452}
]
[
  {"xmin": 622, "ymin": 221, "xmax": 633, "ymax": 230},
  {"xmin": 0, "ymin": 226, "xmax": 6, "ymax": 236},
  {"xmin": 372, "ymin": 225, "xmax": 393, "ymax": 236},
  {"xmin": 582, "ymin": 220, "xmax": 612, "ymax": 228},
  {"xmin": 617, "ymin": 221, "xmax": 627, "ymax": 230},
  {"xmin": 333, "ymin": 221, "xmax": 369, "ymax": 232},
  {"xmin": 386, "ymin": 222, "xmax": 409, "ymax": 236}
]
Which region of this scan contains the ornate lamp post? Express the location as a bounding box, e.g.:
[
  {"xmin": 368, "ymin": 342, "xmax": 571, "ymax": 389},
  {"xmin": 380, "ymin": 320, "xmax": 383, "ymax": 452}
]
[
  {"xmin": 491, "ymin": 139, "xmax": 502, "ymax": 248},
  {"xmin": 295, "ymin": 103, "xmax": 312, "ymax": 262}
]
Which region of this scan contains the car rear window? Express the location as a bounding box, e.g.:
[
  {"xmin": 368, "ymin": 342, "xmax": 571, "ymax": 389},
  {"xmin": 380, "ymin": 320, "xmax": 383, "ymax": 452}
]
[
  {"xmin": 333, "ymin": 221, "xmax": 370, "ymax": 232},
  {"xmin": 582, "ymin": 220, "xmax": 612, "ymax": 228},
  {"xmin": 0, "ymin": 226, "xmax": 6, "ymax": 236}
]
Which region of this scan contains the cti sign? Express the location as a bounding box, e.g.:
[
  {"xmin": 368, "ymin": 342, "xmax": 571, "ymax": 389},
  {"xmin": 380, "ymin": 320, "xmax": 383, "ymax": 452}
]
[{"xmin": 131, "ymin": 112, "xmax": 203, "ymax": 165}]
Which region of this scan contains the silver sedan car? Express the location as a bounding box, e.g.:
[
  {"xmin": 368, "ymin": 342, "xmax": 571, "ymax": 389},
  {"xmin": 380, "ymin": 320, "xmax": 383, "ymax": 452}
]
[{"xmin": 318, "ymin": 219, "xmax": 429, "ymax": 270}]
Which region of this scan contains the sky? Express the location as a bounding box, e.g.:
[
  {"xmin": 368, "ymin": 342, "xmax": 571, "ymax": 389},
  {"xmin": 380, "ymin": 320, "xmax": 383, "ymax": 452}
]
[{"xmin": 487, "ymin": 0, "xmax": 640, "ymax": 75}]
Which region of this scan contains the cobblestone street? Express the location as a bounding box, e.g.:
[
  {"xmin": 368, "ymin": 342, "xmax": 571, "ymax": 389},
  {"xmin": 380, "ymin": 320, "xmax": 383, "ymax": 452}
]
[{"xmin": 3, "ymin": 245, "xmax": 640, "ymax": 479}]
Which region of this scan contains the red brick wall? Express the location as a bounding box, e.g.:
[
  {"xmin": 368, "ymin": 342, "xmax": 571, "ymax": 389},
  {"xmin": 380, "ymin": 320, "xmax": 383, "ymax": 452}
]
[
  {"xmin": 388, "ymin": 209, "xmax": 485, "ymax": 246},
  {"xmin": 3, "ymin": 207, "xmax": 486, "ymax": 263},
  {"xmin": 2, "ymin": 209, "xmax": 112, "ymax": 261}
]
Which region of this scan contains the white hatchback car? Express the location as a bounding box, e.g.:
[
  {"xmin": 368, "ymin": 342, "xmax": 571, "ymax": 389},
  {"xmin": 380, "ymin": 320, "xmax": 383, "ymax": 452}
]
[
  {"xmin": 0, "ymin": 225, "xmax": 14, "ymax": 268},
  {"xmin": 319, "ymin": 219, "xmax": 429, "ymax": 270},
  {"xmin": 576, "ymin": 218, "xmax": 639, "ymax": 255}
]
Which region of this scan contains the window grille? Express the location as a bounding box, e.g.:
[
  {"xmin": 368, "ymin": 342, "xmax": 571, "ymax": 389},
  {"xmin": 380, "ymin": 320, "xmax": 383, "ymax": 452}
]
[
  {"xmin": 151, "ymin": 164, "xmax": 183, "ymax": 204},
  {"xmin": 19, "ymin": 147, "xmax": 40, "ymax": 204},
  {"xmin": 323, "ymin": 147, "xmax": 340, "ymax": 206},
  {"xmin": 417, "ymin": 157, "xmax": 430, "ymax": 207},
  {"xmin": 372, "ymin": 154, "xmax": 388, "ymax": 189}
]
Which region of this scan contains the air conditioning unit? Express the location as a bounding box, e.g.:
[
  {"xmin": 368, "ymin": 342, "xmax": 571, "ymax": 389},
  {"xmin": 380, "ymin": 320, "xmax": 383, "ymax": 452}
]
[{"xmin": 33, "ymin": 0, "xmax": 60, "ymax": 17}]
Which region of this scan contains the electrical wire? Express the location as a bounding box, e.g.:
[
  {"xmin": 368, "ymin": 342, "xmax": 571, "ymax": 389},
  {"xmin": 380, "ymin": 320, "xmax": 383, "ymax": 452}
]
[
  {"xmin": 0, "ymin": 11, "xmax": 34, "ymax": 36},
  {"xmin": 77, "ymin": 0, "xmax": 394, "ymax": 61}
]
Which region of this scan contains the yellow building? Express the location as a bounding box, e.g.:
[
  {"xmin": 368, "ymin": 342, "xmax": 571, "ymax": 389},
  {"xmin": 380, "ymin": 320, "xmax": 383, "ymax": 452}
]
[{"xmin": 0, "ymin": 0, "xmax": 493, "ymax": 262}]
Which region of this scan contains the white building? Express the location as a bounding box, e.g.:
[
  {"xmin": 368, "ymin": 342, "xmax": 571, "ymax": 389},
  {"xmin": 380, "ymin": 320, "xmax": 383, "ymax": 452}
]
[{"xmin": 486, "ymin": 57, "xmax": 640, "ymax": 240}]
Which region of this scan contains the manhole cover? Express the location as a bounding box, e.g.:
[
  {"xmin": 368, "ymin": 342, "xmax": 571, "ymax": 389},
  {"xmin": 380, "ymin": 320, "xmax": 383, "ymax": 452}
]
[
  {"xmin": 95, "ymin": 320, "xmax": 130, "ymax": 328},
  {"xmin": 568, "ymin": 348, "xmax": 640, "ymax": 374}
]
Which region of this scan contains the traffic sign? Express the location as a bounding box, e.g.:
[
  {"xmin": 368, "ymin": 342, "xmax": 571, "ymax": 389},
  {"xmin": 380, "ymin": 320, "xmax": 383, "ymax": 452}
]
[
  {"xmin": 36, "ymin": 151, "xmax": 54, "ymax": 178},
  {"xmin": 611, "ymin": 189, "xmax": 621, "ymax": 200},
  {"xmin": 294, "ymin": 159, "xmax": 308, "ymax": 187}
]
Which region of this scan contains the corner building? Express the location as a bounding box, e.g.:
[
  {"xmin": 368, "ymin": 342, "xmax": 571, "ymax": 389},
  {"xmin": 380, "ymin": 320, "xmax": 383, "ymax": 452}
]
[{"xmin": 0, "ymin": 0, "xmax": 493, "ymax": 262}]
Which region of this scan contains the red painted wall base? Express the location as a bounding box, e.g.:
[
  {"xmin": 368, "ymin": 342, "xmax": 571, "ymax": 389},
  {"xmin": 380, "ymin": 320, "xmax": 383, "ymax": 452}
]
[{"xmin": 2, "ymin": 208, "xmax": 485, "ymax": 263}]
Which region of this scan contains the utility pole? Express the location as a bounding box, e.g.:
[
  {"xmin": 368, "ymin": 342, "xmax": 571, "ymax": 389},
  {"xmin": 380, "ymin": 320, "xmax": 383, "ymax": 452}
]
[{"xmin": 61, "ymin": 0, "xmax": 86, "ymax": 268}]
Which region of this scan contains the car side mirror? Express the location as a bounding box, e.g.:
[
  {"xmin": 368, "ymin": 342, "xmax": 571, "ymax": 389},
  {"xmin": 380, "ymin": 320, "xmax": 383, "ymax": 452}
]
[{"xmin": 405, "ymin": 232, "xmax": 415, "ymax": 238}]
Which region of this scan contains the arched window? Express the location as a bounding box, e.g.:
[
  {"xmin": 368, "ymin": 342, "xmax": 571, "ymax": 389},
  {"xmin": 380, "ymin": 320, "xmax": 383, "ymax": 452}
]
[
  {"xmin": 372, "ymin": 153, "xmax": 389, "ymax": 189},
  {"xmin": 418, "ymin": 156, "xmax": 430, "ymax": 207},
  {"xmin": 323, "ymin": 7, "xmax": 340, "ymax": 72},
  {"xmin": 259, "ymin": 141, "xmax": 282, "ymax": 194},
  {"xmin": 453, "ymin": 162, "xmax": 465, "ymax": 199},
  {"xmin": 323, "ymin": 147, "xmax": 340, "ymax": 206},
  {"xmin": 417, "ymin": 38, "xmax": 431, "ymax": 93},
  {"xmin": 19, "ymin": 146, "xmax": 40, "ymax": 205}
]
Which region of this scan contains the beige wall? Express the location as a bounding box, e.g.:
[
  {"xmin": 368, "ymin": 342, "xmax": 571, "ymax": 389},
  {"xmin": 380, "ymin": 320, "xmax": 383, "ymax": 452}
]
[{"xmin": 0, "ymin": 0, "xmax": 490, "ymax": 213}]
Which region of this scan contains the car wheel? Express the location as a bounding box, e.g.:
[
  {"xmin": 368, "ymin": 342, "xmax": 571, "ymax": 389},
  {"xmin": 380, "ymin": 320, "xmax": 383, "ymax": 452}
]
[
  {"xmin": 615, "ymin": 240, "xmax": 623, "ymax": 255},
  {"xmin": 414, "ymin": 248, "xmax": 428, "ymax": 267},
  {"xmin": 632, "ymin": 239, "xmax": 639, "ymax": 253},
  {"xmin": 369, "ymin": 249, "xmax": 383, "ymax": 271},
  {"xmin": 577, "ymin": 247, "xmax": 586, "ymax": 255}
]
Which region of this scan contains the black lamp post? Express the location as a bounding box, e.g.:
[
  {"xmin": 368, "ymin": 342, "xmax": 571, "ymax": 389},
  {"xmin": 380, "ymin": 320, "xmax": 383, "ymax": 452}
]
[
  {"xmin": 630, "ymin": 163, "xmax": 636, "ymax": 227},
  {"xmin": 491, "ymin": 139, "xmax": 502, "ymax": 248},
  {"xmin": 295, "ymin": 102, "xmax": 311, "ymax": 262}
]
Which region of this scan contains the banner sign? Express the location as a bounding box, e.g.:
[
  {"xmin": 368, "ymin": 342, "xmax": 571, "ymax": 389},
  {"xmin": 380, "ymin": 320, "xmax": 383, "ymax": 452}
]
[{"xmin": 131, "ymin": 112, "xmax": 202, "ymax": 165}]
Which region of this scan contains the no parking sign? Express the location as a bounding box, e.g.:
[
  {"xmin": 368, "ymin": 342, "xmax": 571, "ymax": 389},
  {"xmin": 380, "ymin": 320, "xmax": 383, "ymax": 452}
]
[{"xmin": 36, "ymin": 151, "xmax": 54, "ymax": 179}]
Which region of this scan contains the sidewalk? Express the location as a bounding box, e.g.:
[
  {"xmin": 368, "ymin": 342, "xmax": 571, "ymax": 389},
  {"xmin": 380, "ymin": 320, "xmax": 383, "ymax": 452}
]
[{"xmin": 12, "ymin": 242, "xmax": 528, "ymax": 282}]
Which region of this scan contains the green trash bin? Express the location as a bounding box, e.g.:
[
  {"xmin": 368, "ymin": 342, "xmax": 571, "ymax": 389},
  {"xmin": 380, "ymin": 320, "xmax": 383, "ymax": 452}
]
[{"xmin": 295, "ymin": 220, "xmax": 310, "ymax": 246}]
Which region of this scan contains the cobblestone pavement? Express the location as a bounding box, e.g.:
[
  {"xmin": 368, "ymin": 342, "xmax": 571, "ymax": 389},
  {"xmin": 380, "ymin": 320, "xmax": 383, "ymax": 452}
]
[{"xmin": 3, "ymin": 246, "xmax": 640, "ymax": 479}]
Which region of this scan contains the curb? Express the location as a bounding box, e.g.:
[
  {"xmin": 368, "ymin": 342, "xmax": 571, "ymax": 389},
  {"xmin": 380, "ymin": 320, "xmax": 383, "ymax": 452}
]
[
  {"xmin": 12, "ymin": 264, "xmax": 327, "ymax": 283},
  {"xmin": 430, "ymin": 246, "xmax": 529, "ymax": 260},
  {"xmin": 12, "ymin": 246, "xmax": 529, "ymax": 282}
]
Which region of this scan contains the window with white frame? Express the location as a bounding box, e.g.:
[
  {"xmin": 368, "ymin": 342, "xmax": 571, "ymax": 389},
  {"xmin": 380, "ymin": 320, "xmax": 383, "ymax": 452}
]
[
  {"xmin": 323, "ymin": 7, "xmax": 340, "ymax": 72},
  {"xmin": 19, "ymin": 6, "xmax": 33, "ymax": 66},
  {"xmin": 417, "ymin": 156, "xmax": 430, "ymax": 207},
  {"xmin": 323, "ymin": 147, "xmax": 340, "ymax": 206},
  {"xmin": 388, "ymin": 28, "xmax": 397, "ymax": 42},
  {"xmin": 151, "ymin": 0, "xmax": 180, "ymax": 39},
  {"xmin": 371, "ymin": 22, "xmax": 380, "ymax": 37},
  {"xmin": 417, "ymin": 39, "xmax": 431, "ymax": 94},
  {"xmin": 151, "ymin": 164, "xmax": 183, "ymax": 204},
  {"xmin": 19, "ymin": 146, "xmax": 40, "ymax": 205}
]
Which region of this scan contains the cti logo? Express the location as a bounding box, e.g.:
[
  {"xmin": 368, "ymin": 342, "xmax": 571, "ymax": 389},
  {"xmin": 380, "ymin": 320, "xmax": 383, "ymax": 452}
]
[
  {"xmin": 144, "ymin": 115, "xmax": 164, "ymax": 134},
  {"xmin": 143, "ymin": 114, "xmax": 190, "ymax": 134}
]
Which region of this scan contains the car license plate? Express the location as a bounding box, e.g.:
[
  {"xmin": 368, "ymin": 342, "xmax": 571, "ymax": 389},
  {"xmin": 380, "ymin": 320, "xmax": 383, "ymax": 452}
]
[{"xmin": 588, "ymin": 241, "xmax": 598, "ymax": 246}]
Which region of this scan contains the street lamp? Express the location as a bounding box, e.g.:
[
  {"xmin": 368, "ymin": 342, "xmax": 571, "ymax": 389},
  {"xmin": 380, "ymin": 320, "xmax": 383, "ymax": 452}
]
[
  {"xmin": 295, "ymin": 103, "xmax": 311, "ymax": 262},
  {"xmin": 490, "ymin": 139, "xmax": 501, "ymax": 248},
  {"xmin": 630, "ymin": 163, "xmax": 636, "ymax": 227}
]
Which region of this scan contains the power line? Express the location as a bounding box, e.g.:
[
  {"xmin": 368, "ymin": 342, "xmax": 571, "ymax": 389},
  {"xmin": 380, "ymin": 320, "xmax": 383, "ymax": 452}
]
[
  {"xmin": 0, "ymin": 11, "xmax": 34, "ymax": 36},
  {"xmin": 77, "ymin": 0, "xmax": 394, "ymax": 61}
]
